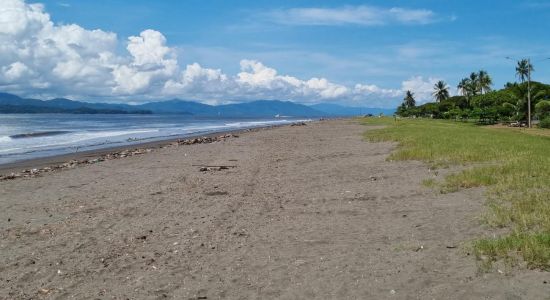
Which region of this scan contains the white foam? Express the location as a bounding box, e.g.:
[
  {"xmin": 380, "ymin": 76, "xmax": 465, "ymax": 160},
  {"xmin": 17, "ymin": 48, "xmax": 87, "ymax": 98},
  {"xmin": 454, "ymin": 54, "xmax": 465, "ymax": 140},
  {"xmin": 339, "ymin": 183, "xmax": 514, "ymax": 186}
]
[
  {"xmin": 0, "ymin": 117, "xmax": 315, "ymax": 164},
  {"xmin": 70, "ymin": 129, "xmax": 159, "ymax": 142},
  {"xmin": 225, "ymin": 119, "xmax": 293, "ymax": 127}
]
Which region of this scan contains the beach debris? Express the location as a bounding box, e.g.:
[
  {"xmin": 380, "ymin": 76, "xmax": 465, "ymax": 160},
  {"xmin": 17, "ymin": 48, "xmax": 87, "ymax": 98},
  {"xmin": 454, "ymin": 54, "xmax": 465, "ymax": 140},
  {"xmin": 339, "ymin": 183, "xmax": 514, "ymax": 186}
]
[
  {"xmin": 38, "ymin": 288, "xmax": 51, "ymax": 295},
  {"xmin": 204, "ymin": 190, "xmax": 229, "ymax": 196},
  {"xmin": 136, "ymin": 235, "xmax": 148, "ymax": 240},
  {"xmin": 390, "ymin": 289, "xmax": 396, "ymax": 295},
  {"xmin": 176, "ymin": 134, "xmax": 238, "ymax": 146},
  {"xmin": 414, "ymin": 245, "xmax": 424, "ymax": 252},
  {"xmin": 0, "ymin": 134, "xmax": 239, "ymax": 181},
  {"xmin": 195, "ymin": 165, "xmax": 237, "ymax": 172},
  {"xmin": 369, "ymin": 176, "xmax": 378, "ymax": 181}
]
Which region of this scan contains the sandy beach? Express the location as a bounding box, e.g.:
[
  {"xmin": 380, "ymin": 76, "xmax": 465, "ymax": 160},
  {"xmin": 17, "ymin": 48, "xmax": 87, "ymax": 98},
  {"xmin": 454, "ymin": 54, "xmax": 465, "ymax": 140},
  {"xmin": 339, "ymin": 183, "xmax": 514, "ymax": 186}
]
[{"xmin": 1, "ymin": 119, "xmax": 548, "ymax": 299}]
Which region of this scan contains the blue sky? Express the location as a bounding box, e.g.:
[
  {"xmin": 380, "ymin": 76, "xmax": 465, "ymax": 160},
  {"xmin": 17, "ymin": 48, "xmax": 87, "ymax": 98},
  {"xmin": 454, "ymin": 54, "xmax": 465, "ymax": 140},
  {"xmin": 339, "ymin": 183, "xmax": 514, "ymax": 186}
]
[{"xmin": 1, "ymin": 0, "xmax": 550, "ymax": 107}]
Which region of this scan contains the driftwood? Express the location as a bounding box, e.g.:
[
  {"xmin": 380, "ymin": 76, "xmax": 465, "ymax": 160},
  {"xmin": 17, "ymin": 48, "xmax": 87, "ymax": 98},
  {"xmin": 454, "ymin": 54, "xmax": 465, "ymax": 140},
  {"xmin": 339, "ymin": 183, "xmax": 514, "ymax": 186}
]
[
  {"xmin": 193, "ymin": 164, "xmax": 237, "ymax": 172},
  {"xmin": 0, "ymin": 134, "xmax": 240, "ymax": 181},
  {"xmin": 192, "ymin": 164, "xmax": 237, "ymax": 168}
]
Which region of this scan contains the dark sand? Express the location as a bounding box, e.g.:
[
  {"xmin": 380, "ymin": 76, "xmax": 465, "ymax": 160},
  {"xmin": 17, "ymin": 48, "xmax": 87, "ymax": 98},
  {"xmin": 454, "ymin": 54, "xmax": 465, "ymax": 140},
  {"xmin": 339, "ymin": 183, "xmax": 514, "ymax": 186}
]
[{"xmin": 1, "ymin": 119, "xmax": 548, "ymax": 299}]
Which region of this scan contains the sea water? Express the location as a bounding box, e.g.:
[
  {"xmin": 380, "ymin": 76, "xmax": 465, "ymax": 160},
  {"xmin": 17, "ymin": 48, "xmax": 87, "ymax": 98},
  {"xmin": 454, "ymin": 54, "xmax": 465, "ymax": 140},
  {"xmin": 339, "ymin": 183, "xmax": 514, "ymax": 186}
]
[{"xmin": 0, "ymin": 114, "xmax": 310, "ymax": 164}]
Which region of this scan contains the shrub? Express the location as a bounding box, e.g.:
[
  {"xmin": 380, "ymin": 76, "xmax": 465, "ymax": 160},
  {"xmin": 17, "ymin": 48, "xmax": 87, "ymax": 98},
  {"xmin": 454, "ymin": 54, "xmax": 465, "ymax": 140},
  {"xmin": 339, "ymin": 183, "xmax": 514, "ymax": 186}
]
[
  {"xmin": 535, "ymin": 100, "xmax": 550, "ymax": 119},
  {"xmin": 539, "ymin": 117, "xmax": 550, "ymax": 129}
]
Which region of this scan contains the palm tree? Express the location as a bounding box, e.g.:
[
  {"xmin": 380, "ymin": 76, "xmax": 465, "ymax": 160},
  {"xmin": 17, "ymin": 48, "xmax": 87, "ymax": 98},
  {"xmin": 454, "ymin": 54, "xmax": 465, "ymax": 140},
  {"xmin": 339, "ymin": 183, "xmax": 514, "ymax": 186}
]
[
  {"xmin": 504, "ymin": 82, "xmax": 517, "ymax": 89},
  {"xmin": 457, "ymin": 78, "xmax": 470, "ymax": 96},
  {"xmin": 403, "ymin": 90, "xmax": 416, "ymax": 108},
  {"xmin": 433, "ymin": 80, "xmax": 450, "ymax": 102},
  {"xmin": 468, "ymin": 72, "xmax": 480, "ymax": 95},
  {"xmin": 516, "ymin": 59, "xmax": 534, "ymax": 83},
  {"xmin": 478, "ymin": 70, "xmax": 493, "ymax": 94}
]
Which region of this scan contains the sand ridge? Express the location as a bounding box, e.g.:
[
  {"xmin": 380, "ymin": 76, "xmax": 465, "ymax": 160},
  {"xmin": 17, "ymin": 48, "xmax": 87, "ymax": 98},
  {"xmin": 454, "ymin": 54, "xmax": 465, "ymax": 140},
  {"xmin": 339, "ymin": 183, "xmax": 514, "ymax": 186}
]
[{"xmin": 1, "ymin": 119, "xmax": 548, "ymax": 299}]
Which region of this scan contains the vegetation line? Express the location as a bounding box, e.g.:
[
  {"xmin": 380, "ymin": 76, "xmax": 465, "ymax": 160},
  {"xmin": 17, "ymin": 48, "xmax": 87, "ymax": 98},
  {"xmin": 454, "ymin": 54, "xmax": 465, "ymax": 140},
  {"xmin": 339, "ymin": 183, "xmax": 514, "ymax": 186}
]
[
  {"xmin": 396, "ymin": 59, "xmax": 550, "ymax": 128},
  {"xmin": 361, "ymin": 117, "xmax": 550, "ymax": 270}
]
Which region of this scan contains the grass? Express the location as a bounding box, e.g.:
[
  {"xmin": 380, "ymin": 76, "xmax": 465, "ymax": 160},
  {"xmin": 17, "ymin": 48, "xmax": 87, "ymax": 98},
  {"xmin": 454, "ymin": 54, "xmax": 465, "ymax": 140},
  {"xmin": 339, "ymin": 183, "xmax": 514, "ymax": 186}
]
[
  {"xmin": 488, "ymin": 124, "xmax": 550, "ymax": 138},
  {"xmin": 361, "ymin": 117, "xmax": 550, "ymax": 270}
]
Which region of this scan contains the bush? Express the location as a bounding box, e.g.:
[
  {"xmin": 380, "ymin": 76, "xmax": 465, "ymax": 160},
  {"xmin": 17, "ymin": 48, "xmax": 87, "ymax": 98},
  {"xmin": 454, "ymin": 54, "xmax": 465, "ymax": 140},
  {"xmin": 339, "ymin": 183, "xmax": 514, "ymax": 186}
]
[
  {"xmin": 535, "ymin": 100, "xmax": 550, "ymax": 119},
  {"xmin": 539, "ymin": 117, "xmax": 550, "ymax": 129}
]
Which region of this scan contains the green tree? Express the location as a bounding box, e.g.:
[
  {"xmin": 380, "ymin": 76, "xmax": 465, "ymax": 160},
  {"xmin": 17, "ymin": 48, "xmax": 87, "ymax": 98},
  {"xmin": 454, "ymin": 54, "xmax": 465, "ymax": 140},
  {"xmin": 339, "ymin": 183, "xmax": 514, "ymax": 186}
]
[
  {"xmin": 468, "ymin": 72, "xmax": 480, "ymax": 95},
  {"xmin": 403, "ymin": 90, "xmax": 416, "ymax": 108},
  {"xmin": 535, "ymin": 100, "xmax": 550, "ymax": 118},
  {"xmin": 516, "ymin": 59, "xmax": 534, "ymax": 83},
  {"xmin": 458, "ymin": 78, "xmax": 470, "ymax": 96},
  {"xmin": 500, "ymin": 102, "xmax": 517, "ymax": 120},
  {"xmin": 433, "ymin": 80, "xmax": 450, "ymax": 102},
  {"xmin": 478, "ymin": 70, "xmax": 493, "ymax": 94}
]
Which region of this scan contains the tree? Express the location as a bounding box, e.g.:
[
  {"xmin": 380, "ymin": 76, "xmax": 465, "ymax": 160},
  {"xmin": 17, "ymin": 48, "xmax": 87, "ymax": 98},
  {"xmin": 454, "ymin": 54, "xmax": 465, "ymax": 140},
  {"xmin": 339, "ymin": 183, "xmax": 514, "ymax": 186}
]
[
  {"xmin": 403, "ymin": 90, "xmax": 416, "ymax": 108},
  {"xmin": 504, "ymin": 82, "xmax": 517, "ymax": 89},
  {"xmin": 468, "ymin": 72, "xmax": 480, "ymax": 95},
  {"xmin": 433, "ymin": 80, "xmax": 450, "ymax": 102},
  {"xmin": 478, "ymin": 70, "xmax": 493, "ymax": 94},
  {"xmin": 516, "ymin": 59, "xmax": 534, "ymax": 83},
  {"xmin": 458, "ymin": 78, "xmax": 470, "ymax": 96},
  {"xmin": 535, "ymin": 100, "xmax": 550, "ymax": 119}
]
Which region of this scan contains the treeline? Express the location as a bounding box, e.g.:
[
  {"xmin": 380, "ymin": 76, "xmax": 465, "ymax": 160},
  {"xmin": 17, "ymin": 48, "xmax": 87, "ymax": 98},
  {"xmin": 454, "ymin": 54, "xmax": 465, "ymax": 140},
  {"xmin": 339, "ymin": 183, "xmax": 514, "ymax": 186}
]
[{"xmin": 397, "ymin": 59, "xmax": 550, "ymax": 128}]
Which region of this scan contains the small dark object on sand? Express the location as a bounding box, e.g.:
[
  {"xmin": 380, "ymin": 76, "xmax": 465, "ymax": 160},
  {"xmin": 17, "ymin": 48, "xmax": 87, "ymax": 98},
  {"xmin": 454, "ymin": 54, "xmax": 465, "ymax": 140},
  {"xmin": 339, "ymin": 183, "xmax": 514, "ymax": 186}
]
[{"xmin": 195, "ymin": 165, "xmax": 236, "ymax": 172}]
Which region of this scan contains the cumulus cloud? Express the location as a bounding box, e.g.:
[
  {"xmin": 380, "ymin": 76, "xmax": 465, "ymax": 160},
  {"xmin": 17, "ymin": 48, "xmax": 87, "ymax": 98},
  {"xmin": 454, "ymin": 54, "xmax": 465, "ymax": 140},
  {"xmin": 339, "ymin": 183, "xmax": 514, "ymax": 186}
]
[
  {"xmin": 354, "ymin": 84, "xmax": 402, "ymax": 98},
  {"xmin": 264, "ymin": 6, "xmax": 437, "ymax": 26},
  {"xmin": 113, "ymin": 30, "xmax": 178, "ymax": 95},
  {"xmin": 162, "ymin": 60, "xmax": 351, "ymax": 103},
  {"xmin": 0, "ymin": 0, "xmax": 426, "ymax": 108},
  {"xmin": 0, "ymin": 0, "xmax": 118, "ymax": 96},
  {"xmin": 401, "ymin": 76, "xmax": 447, "ymax": 103},
  {"xmin": 234, "ymin": 60, "xmax": 348, "ymax": 101}
]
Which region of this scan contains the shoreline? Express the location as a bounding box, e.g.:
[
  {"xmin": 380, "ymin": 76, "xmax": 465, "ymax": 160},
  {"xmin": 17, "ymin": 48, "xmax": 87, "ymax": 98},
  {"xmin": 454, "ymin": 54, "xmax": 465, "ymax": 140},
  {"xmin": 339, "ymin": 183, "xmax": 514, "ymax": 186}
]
[{"xmin": 0, "ymin": 120, "xmax": 314, "ymax": 175}]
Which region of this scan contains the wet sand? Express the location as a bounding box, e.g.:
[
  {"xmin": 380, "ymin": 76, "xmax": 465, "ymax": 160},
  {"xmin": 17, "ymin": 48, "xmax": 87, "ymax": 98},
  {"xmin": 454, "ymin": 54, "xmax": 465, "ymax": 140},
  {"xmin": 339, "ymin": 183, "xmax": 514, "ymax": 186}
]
[{"xmin": 1, "ymin": 119, "xmax": 548, "ymax": 299}]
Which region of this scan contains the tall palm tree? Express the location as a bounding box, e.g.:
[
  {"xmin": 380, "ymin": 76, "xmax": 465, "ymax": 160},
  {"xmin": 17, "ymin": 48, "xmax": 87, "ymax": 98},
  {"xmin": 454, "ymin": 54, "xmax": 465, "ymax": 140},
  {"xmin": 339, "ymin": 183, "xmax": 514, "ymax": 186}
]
[
  {"xmin": 457, "ymin": 78, "xmax": 470, "ymax": 96},
  {"xmin": 468, "ymin": 72, "xmax": 480, "ymax": 95},
  {"xmin": 403, "ymin": 90, "xmax": 416, "ymax": 108},
  {"xmin": 478, "ymin": 70, "xmax": 493, "ymax": 94},
  {"xmin": 516, "ymin": 59, "xmax": 534, "ymax": 83},
  {"xmin": 433, "ymin": 80, "xmax": 450, "ymax": 102}
]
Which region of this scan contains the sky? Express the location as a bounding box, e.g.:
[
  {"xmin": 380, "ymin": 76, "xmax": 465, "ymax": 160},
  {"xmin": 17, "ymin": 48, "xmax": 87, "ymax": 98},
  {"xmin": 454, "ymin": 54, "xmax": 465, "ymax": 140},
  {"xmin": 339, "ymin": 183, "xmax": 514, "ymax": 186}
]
[{"xmin": 1, "ymin": 0, "xmax": 550, "ymax": 108}]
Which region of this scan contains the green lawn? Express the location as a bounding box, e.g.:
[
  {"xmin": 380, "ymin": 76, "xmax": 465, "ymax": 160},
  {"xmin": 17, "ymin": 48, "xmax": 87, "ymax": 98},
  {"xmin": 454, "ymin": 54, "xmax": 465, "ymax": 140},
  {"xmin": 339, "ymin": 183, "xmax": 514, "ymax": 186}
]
[{"xmin": 361, "ymin": 117, "xmax": 550, "ymax": 270}]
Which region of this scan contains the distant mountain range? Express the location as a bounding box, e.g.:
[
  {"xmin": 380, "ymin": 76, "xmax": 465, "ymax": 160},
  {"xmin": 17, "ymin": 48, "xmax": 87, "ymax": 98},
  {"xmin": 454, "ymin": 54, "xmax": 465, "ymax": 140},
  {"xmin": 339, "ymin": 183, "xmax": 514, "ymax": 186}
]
[
  {"xmin": 310, "ymin": 103, "xmax": 396, "ymax": 117},
  {"xmin": 0, "ymin": 92, "xmax": 394, "ymax": 117},
  {"xmin": 0, "ymin": 93, "xmax": 151, "ymax": 114}
]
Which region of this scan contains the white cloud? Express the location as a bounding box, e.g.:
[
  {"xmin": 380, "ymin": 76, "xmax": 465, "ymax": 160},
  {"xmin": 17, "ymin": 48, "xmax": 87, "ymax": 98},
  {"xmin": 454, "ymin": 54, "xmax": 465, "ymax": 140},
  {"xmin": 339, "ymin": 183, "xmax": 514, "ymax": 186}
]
[
  {"xmin": 0, "ymin": 0, "xmax": 118, "ymax": 96},
  {"xmin": 264, "ymin": 5, "xmax": 437, "ymax": 26},
  {"xmin": 234, "ymin": 60, "xmax": 348, "ymax": 101},
  {"xmin": 163, "ymin": 63, "xmax": 230, "ymax": 98},
  {"xmin": 112, "ymin": 30, "xmax": 178, "ymax": 95},
  {"xmin": 354, "ymin": 84, "xmax": 401, "ymax": 98},
  {"xmin": 0, "ymin": 0, "xmax": 421, "ymax": 108},
  {"xmin": 163, "ymin": 60, "xmax": 351, "ymax": 103},
  {"xmin": 400, "ymin": 76, "xmax": 454, "ymax": 103},
  {"xmin": 2, "ymin": 62, "xmax": 31, "ymax": 81}
]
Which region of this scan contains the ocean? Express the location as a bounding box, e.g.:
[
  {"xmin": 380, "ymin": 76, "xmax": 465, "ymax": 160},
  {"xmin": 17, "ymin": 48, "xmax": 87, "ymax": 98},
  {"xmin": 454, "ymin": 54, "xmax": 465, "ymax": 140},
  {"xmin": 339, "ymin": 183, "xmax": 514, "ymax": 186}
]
[{"xmin": 0, "ymin": 114, "xmax": 311, "ymax": 165}]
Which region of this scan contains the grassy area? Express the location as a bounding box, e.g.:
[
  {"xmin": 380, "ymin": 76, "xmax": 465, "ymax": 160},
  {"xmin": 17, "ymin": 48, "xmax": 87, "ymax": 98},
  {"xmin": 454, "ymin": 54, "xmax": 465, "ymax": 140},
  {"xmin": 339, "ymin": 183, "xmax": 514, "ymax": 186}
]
[{"xmin": 361, "ymin": 117, "xmax": 550, "ymax": 270}]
